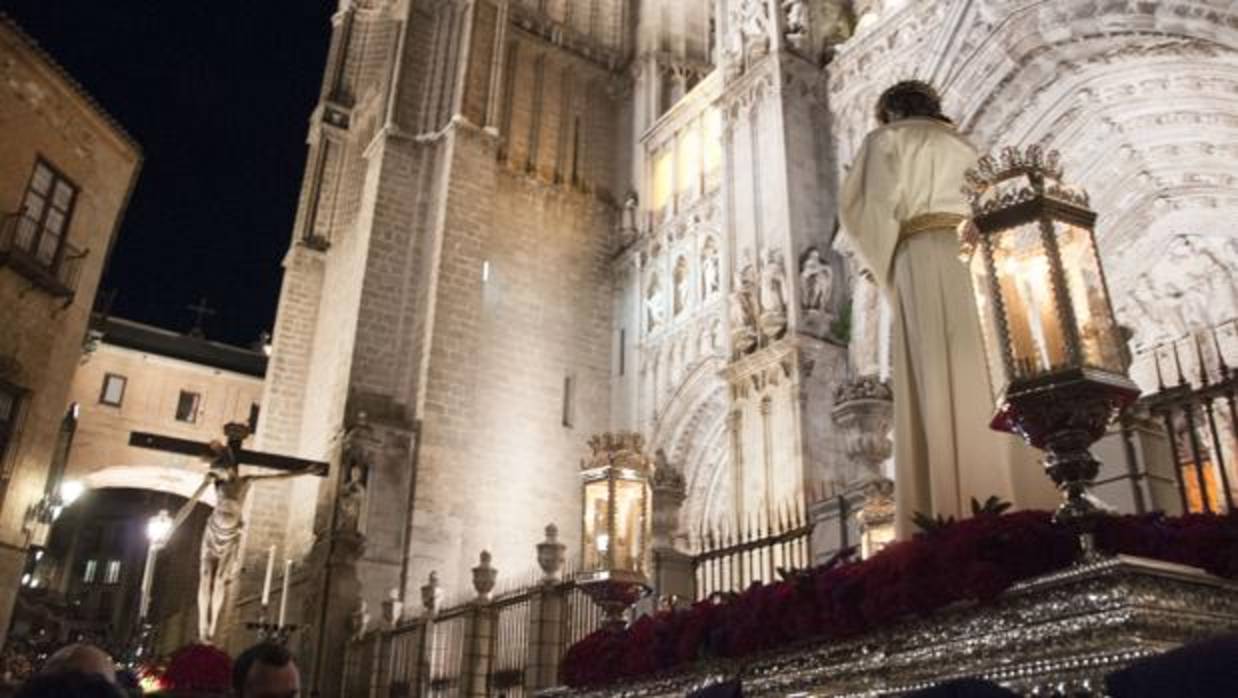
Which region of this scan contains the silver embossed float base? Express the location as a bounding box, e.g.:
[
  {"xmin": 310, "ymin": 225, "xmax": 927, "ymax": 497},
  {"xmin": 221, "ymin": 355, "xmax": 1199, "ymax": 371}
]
[{"xmin": 543, "ymin": 556, "xmax": 1238, "ymax": 697}]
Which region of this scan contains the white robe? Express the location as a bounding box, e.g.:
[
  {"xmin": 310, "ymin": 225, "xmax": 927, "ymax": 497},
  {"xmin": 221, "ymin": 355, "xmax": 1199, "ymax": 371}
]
[{"xmin": 840, "ymin": 118, "xmax": 1059, "ymax": 538}]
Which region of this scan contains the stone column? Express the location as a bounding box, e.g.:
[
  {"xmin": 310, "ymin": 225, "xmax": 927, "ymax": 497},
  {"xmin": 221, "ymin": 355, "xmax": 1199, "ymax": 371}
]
[
  {"xmin": 651, "ymin": 456, "xmax": 693, "ymax": 603},
  {"xmin": 525, "ymin": 525, "xmax": 567, "ymax": 693},
  {"xmin": 303, "ymin": 527, "xmax": 365, "ymax": 698},
  {"xmin": 461, "ymin": 552, "xmax": 497, "ymax": 698},
  {"xmin": 830, "ymin": 376, "xmax": 895, "ymax": 558}
]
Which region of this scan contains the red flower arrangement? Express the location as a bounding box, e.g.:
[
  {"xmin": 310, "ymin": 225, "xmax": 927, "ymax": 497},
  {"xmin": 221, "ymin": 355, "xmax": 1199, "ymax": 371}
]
[
  {"xmin": 160, "ymin": 643, "xmax": 232, "ymax": 695},
  {"xmin": 560, "ymin": 511, "xmax": 1238, "ymax": 688}
]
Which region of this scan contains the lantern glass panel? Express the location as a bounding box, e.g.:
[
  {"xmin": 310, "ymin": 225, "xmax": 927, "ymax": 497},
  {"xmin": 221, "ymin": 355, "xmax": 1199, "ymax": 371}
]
[
  {"xmin": 582, "ymin": 478, "xmax": 610, "ymax": 570},
  {"xmin": 992, "ymin": 222, "xmax": 1069, "ymax": 380},
  {"xmin": 612, "ymin": 478, "xmax": 648, "ymax": 574},
  {"xmin": 968, "ymin": 246, "xmax": 1006, "ymax": 399},
  {"xmin": 1057, "ymin": 223, "xmax": 1124, "ymax": 373}
]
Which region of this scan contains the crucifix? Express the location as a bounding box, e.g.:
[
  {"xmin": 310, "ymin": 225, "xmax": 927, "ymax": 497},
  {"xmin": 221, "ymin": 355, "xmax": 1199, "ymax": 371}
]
[
  {"xmin": 186, "ymin": 297, "xmax": 216, "ymax": 338},
  {"xmin": 129, "ymin": 422, "xmax": 327, "ymax": 644}
]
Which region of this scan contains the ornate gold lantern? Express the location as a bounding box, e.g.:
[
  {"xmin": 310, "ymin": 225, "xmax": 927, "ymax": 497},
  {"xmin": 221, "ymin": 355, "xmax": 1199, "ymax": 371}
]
[
  {"xmin": 578, "ymin": 432, "xmax": 652, "ymax": 628},
  {"xmin": 961, "ymin": 146, "xmax": 1139, "ymax": 526}
]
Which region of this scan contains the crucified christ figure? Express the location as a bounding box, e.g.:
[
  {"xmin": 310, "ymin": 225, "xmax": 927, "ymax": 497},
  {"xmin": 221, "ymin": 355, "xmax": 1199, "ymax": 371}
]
[{"xmin": 133, "ymin": 422, "xmax": 327, "ymax": 644}]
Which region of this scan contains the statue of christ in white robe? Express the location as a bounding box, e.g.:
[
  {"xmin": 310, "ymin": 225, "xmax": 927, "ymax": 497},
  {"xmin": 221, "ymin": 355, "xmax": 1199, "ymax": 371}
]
[{"xmin": 840, "ymin": 82, "xmax": 1058, "ymax": 538}]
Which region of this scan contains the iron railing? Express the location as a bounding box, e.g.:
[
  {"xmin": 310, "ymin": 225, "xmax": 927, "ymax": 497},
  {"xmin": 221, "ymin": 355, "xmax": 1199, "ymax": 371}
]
[
  {"xmin": 691, "ymin": 502, "xmax": 814, "ymax": 600},
  {"xmin": 1136, "ymin": 323, "xmax": 1238, "ymax": 514},
  {"xmin": 0, "ymin": 212, "xmax": 86, "ymax": 301}
]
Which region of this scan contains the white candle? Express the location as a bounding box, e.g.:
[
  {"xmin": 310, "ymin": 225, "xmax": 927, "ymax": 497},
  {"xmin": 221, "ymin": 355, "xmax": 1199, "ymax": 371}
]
[
  {"xmin": 261, "ymin": 545, "xmax": 275, "ymax": 607},
  {"xmin": 278, "ymin": 559, "xmax": 292, "ymax": 627}
]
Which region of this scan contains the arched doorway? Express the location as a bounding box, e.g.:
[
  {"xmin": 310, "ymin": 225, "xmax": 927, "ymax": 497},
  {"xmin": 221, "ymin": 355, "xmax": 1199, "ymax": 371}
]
[{"xmin": 8, "ymin": 479, "xmax": 211, "ymax": 663}]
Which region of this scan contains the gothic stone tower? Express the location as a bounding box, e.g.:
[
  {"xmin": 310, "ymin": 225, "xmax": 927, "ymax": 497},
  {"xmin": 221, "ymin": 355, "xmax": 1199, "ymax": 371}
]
[
  {"xmin": 240, "ymin": 0, "xmax": 856, "ymax": 691},
  {"xmin": 240, "ymin": 0, "xmax": 628, "ymax": 684}
]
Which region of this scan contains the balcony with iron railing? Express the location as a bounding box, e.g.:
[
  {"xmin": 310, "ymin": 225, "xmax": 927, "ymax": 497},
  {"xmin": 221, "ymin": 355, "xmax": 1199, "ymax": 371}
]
[{"xmin": 0, "ymin": 211, "xmax": 86, "ymax": 303}]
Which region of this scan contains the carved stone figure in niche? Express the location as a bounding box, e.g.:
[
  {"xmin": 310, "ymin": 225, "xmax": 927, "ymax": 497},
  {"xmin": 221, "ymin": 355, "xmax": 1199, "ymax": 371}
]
[
  {"xmin": 800, "ymin": 247, "xmax": 834, "ymax": 313},
  {"xmin": 673, "ymin": 257, "xmax": 689, "ymax": 316},
  {"xmin": 337, "ymin": 462, "xmax": 367, "ymax": 534},
  {"xmin": 647, "ymin": 276, "xmax": 666, "ymax": 333},
  {"xmin": 701, "ymin": 240, "xmax": 721, "ymax": 298},
  {"xmin": 730, "ymin": 260, "xmax": 760, "ymax": 356},
  {"xmin": 621, "ymin": 191, "xmax": 639, "ymax": 233},
  {"xmin": 729, "ymin": 0, "xmax": 770, "ymax": 74},
  {"xmin": 759, "ymin": 249, "xmax": 788, "ymax": 339},
  {"xmin": 783, "ymin": 0, "xmax": 809, "ymax": 52}
]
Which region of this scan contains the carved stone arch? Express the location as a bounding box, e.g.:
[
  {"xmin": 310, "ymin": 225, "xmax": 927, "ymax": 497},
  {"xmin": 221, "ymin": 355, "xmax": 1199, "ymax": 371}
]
[
  {"xmin": 82, "ymin": 465, "xmax": 218, "ymax": 507},
  {"xmin": 831, "ymin": 0, "xmax": 1238, "ymax": 385},
  {"xmin": 649, "ymin": 356, "xmax": 732, "ymax": 534}
]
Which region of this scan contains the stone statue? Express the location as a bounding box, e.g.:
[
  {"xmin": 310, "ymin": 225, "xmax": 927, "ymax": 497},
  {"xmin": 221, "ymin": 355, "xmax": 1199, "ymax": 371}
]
[
  {"xmin": 337, "ymin": 463, "xmax": 367, "ymax": 534},
  {"xmin": 621, "ymin": 191, "xmax": 639, "ymax": 232},
  {"xmin": 647, "ymin": 278, "xmax": 666, "ymax": 333},
  {"xmin": 730, "ymin": 0, "xmax": 770, "ymax": 72},
  {"xmin": 701, "ymin": 247, "xmax": 720, "ymax": 298},
  {"xmin": 783, "ymin": 0, "xmax": 809, "ymax": 51},
  {"xmin": 673, "ymin": 260, "xmax": 689, "ymax": 316},
  {"xmin": 800, "ymin": 248, "xmax": 834, "ymax": 313},
  {"xmin": 760, "ymin": 249, "xmax": 789, "ymax": 339},
  {"xmin": 730, "ymin": 263, "xmax": 760, "ymax": 355}
]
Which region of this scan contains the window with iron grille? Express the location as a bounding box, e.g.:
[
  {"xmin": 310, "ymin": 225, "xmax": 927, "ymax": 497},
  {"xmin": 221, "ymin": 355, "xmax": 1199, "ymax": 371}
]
[{"xmin": 16, "ymin": 159, "xmax": 78, "ymax": 269}]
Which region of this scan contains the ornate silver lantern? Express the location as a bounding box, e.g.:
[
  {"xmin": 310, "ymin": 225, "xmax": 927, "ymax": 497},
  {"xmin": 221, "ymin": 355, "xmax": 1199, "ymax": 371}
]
[
  {"xmin": 961, "ymin": 146, "xmax": 1139, "ymax": 526},
  {"xmin": 578, "ymin": 432, "xmax": 652, "ymax": 628}
]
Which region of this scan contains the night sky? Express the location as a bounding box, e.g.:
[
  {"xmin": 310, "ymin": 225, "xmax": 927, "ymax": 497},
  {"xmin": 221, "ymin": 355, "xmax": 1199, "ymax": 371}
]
[{"xmin": 2, "ymin": 2, "xmax": 334, "ymax": 345}]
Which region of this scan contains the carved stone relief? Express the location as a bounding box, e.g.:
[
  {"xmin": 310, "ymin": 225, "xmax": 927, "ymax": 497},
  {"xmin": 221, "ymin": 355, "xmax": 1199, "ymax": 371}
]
[
  {"xmin": 758, "ymin": 248, "xmax": 789, "ymax": 341},
  {"xmin": 647, "ymin": 274, "xmax": 666, "ymax": 333}
]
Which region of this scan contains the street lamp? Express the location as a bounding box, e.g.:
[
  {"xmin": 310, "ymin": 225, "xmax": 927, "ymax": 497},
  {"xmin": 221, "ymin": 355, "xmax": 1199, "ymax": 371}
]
[
  {"xmin": 578, "ymin": 432, "xmax": 652, "ymax": 629},
  {"xmin": 134, "ymin": 509, "xmax": 173, "ymax": 660},
  {"xmin": 961, "ymin": 145, "xmax": 1139, "ymax": 532}
]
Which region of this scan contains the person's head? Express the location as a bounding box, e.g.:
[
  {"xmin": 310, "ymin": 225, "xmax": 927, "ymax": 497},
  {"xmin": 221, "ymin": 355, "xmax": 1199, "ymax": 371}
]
[
  {"xmin": 15, "ymin": 671, "xmax": 125, "ymax": 698},
  {"xmin": 232, "ymin": 642, "xmax": 299, "ymax": 698},
  {"xmin": 875, "ymin": 80, "xmax": 949, "ymax": 125},
  {"xmin": 39, "ymin": 643, "xmax": 116, "ymax": 684}
]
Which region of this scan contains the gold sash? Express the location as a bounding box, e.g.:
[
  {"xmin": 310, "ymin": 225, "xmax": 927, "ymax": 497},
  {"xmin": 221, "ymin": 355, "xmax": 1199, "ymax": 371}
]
[{"xmin": 898, "ymin": 212, "xmax": 967, "ymax": 239}]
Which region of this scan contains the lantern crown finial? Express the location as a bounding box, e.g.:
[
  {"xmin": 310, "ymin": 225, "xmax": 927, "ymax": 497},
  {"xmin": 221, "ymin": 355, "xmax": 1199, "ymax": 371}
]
[
  {"xmin": 963, "ymin": 145, "xmax": 1090, "ymax": 217},
  {"xmin": 582, "ymin": 431, "xmax": 654, "ymax": 473}
]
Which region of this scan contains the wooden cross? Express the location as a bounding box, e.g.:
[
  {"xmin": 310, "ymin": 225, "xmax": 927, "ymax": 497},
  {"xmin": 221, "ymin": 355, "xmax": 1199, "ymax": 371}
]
[
  {"xmin": 129, "ymin": 423, "xmax": 327, "ymax": 528},
  {"xmin": 186, "ymin": 297, "xmax": 217, "ymax": 337}
]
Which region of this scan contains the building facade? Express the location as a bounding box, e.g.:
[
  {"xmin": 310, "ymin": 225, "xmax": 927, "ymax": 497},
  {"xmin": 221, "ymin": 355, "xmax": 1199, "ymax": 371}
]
[
  {"xmin": 9, "ymin": 315, "xmax": 265, "ymax": 652},
  {"xmin": 243, "ymin": 0, "xmax": 1238, "ymax": 692},
  {"xmin": 0, "ymin": 18, "xmax": 142, "ymax": 639}
]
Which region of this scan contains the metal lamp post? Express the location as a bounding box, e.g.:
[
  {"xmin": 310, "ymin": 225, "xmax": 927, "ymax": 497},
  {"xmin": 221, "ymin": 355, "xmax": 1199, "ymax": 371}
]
[
  {"xmin": 960, "ymin": 146, "xmax": 1140, "ymax": 536},
  {"xmin": 578, "ymin": 432, "xmax": 653, "ymax": 629},
  {"xmin": 133, "ymin": 509, "xmax": 173, "ymax": 661}
]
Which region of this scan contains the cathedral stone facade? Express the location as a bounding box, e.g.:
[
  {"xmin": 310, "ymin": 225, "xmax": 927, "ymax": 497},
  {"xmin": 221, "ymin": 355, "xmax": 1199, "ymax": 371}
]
[{"xmin": 234, "ymin": 0, "xmax": 1238, "ymax": 690}]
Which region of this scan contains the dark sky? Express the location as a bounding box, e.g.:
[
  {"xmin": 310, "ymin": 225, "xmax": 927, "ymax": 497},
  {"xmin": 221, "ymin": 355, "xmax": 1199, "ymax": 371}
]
[{"xmin": 2, "ymin": 2, "xmax": 334, "ymax": 346}]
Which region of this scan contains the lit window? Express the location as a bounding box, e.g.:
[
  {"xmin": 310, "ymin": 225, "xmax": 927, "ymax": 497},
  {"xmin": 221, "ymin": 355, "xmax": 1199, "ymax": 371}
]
[
  {"xmin": 652, "ymin": 150, "xmax": 673, "ymax": 212},
  {"xmin": 482, "ymin": 260, "xmax": 491, "ymax": 283},
  {"xmin": 83, "ymin": 559, "xmax": 98, "ymax": 584},
  {"xmin": 175, "ymin": 391, "xmax": 200, "ymax": 423},
  {"xmin": 678, "ymin": 127, "xmax": 701, "ymax": 195},
  {"xmin": 100, "ymin": 374, "xmax": 126, "ymax": 406},
  {"xmin": 704, "ymin": 108, "xmax": 723, "ymax": 177},
  {"xmin": 104, "ymin": 560, "xmax": 121, "ymax": 585}
]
